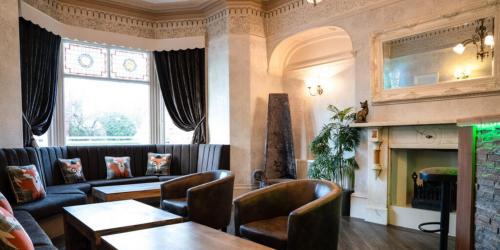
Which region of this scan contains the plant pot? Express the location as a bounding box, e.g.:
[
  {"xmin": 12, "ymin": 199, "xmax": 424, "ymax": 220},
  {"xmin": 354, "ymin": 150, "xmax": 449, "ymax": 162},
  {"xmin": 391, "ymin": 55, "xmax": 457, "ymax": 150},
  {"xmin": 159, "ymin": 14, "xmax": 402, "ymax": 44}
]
[{"xmin": 341, "ymin": 190, "xmax": 354, "ymax": 216}]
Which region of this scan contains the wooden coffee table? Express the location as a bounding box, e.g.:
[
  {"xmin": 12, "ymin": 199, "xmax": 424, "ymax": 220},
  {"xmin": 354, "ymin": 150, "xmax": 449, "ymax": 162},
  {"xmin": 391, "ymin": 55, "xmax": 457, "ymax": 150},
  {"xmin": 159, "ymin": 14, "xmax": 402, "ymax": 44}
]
[
  {"xmin": 63, "ymin": 200, "xmax": 182, "ymax": 250},
  {"xmin": 92, "ymin": 182, "xmax": 164, "ymax": 202},
  {"xmin": 101, "ymin": 221, "xmax": 273, "ymax": 250}
]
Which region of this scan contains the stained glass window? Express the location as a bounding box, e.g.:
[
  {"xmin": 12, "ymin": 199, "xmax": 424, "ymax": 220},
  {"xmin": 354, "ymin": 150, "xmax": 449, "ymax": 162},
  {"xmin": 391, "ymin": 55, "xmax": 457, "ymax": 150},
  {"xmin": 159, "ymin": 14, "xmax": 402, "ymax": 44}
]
[
  {"xmin": 63, "ymin": 43, "xmax": 108, "ymax": 77},
  {"xmin": 110, "ymin": 49, "xmax": 150, "ymax": 82}
]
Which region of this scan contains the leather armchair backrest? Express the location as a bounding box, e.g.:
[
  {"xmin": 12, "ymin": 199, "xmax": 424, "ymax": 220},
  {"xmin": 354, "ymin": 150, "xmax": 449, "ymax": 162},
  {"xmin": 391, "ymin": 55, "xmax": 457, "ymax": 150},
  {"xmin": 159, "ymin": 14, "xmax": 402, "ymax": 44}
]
[
  {"xmin": 288, "ymin": 180, "xmax": 342, "ymax": 250},
  {"xmin": 0, "ymin": 148, "xmax": 43, "ymax": 202}
]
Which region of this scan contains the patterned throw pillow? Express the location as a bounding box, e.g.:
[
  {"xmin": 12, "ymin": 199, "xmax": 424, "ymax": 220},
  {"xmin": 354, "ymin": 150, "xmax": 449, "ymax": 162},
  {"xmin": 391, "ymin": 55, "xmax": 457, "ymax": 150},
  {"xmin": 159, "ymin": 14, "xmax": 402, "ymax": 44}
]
[
  {"xmin": 0, "ymin": 207, "xmax": 35, "ymax": 250},
  {"xmin": 58, "ymin": 158, "xmax": 86, "ymax": 184},
  {"xmin": 105, "ymin": 157, "xmax": 133, "ymax": 179},
  {"xmin": 145, "ymin": 153, "xmax": 172, "ymax": 176},
  {"xmin": 0, "ymin": 192, "xmax": 13, "ymax": 215},
  {"xmin": 6, "ymin": 165, "xmax": 46, "ymax": 204}
]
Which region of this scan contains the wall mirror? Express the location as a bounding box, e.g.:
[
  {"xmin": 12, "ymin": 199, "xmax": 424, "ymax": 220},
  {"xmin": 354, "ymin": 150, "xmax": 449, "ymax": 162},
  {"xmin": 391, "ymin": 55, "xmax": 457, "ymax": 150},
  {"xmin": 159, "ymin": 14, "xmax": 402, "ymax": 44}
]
[{"xmin": 372, "ymin": 10, "xmax": 499, "ymax": 104}]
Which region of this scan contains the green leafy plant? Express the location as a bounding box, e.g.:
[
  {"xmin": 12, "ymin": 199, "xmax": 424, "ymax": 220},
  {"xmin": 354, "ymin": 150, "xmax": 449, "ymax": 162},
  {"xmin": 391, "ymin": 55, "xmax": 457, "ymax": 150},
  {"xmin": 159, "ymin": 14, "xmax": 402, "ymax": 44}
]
[{"xmin": 308, "ymin": 105, "xmax": 360, "ymax": 190}]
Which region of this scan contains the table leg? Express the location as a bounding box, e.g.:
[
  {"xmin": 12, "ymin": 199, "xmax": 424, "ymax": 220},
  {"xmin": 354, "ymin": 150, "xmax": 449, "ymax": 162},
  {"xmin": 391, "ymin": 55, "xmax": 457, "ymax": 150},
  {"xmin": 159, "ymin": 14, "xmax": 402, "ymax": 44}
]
[{"xmin": 64, "ymin": 213, "xmax": 91, "ymax": 250}]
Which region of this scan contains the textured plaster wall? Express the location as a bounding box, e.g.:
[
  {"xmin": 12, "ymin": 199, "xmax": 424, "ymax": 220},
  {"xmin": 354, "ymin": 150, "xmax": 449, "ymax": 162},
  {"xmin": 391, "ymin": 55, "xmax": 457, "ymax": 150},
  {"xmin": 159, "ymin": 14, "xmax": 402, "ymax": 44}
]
[
  {"xmin": 207, "ymin": 34, "xmax": 230, "ymax": 144},
  {"xmin": 228, "ymin": 33, "xmax": 281, "ymax": 195},
  {"xmin": 0, "ymin": 0, "xmax": 23, "ymax": 148}
]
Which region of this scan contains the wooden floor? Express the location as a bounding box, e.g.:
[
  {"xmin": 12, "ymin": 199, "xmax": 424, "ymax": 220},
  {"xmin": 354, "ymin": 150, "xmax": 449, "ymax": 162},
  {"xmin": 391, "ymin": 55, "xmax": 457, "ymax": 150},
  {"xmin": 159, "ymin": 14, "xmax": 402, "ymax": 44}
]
[
  {"xmin": 55, "ymin": 216, "xmax": 455, "ymax": 250},
  {"xmin": 338, "ymin": 217, "xmax": 456, "ymax": 250}
]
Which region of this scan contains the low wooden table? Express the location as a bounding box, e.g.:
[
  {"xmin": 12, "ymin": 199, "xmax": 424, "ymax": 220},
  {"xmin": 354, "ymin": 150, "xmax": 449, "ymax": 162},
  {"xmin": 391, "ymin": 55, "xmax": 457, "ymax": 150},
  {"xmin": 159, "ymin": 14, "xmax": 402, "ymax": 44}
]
[
  {"xmin": 63, "ymin": 200, "xmax": 182, "ymax": 250},
  {"xmin": 101, "ymin": 221, "xmax": 272, "ymax": 250},
  {"xmin": 92, "ymin": 182, "xmax": 164, "ymax": 202}
]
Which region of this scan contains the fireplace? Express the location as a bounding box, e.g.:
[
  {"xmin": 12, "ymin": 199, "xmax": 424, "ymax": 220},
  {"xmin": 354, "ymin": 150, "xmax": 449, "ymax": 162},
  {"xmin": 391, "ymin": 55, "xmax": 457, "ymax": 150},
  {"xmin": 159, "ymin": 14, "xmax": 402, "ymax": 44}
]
[
  {"xmin": 349, "ymin": 123, "xmax": 460, "ymax": 235},
  {"xmin": 386, "ymin": 126, "xmax": 459, "ymax": 236},
  {"xmin": 389, "ymin": 149, "xmax": 458, "ymax": 210}
]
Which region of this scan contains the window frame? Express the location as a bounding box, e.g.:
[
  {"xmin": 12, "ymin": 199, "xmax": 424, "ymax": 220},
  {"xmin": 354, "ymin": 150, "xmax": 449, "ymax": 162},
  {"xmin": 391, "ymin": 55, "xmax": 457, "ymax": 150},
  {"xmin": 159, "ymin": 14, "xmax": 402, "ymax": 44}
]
[{"xmin": 44, "ymin": 39, "xmax": 166, "ymax": 146}]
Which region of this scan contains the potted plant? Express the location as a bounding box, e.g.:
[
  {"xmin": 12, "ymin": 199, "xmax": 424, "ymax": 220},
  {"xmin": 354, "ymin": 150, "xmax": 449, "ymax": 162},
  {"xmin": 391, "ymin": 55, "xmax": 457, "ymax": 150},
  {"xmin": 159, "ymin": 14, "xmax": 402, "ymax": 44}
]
[{"xmin": 308, "ymin": 105, "xmax": 360, "ymax": 216}]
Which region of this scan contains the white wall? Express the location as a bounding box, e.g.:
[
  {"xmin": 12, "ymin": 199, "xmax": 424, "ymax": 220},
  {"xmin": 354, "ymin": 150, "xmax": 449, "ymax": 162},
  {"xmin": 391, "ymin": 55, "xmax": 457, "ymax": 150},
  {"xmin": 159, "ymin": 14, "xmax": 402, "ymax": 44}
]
[{"xmin": 0, "ymin": 0, "xmax": 23, "ymax": 148}]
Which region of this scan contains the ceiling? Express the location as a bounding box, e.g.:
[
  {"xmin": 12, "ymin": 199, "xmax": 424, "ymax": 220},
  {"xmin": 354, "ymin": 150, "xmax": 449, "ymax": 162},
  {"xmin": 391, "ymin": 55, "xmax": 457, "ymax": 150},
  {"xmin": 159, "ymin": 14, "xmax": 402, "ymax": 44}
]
[{"xmin": 78, "ymin": 0, "xmax": 219, "ymax": 15}]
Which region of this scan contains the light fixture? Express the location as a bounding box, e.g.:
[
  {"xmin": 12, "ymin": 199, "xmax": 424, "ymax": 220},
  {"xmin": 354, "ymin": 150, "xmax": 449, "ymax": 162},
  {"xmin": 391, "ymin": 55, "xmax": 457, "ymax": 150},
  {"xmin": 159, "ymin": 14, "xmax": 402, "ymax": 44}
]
[
  {"xmin": 454, "ymin": 66, "xmax": 472, "ymax": 80},
  {"xmin": 485, "ymin": 34, "xmax": 495, "ymax": 48},
  {"xmin": 305, "ymin": 78, "xmax": 324, "ymax": 96},
  {"xmin": 453, "ymin": 18, "xmax": 495, "ymax": 62},
  {"xmin": 307, "ymin": 85, "xmax": 324, "ymax": 96},
  {"xmin": 453, "ymin": 43, "xmax": 465, "ymax": 54},
  {"xmin": 306, "ymin": 0, "xmax": 322, "ymax": 6}
]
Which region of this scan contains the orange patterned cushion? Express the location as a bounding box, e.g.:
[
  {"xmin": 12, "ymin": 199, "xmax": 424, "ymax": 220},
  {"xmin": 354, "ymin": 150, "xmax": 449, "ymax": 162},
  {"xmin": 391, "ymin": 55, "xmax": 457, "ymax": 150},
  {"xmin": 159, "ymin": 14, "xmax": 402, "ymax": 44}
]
[
  {"xmin": 0, "ymin": 193, "xmax": 13, "ymax": 215},
  {"xmin": 0, "ymin": 207, "xmax": 34, "ymax": 250},
  {"xmin": 58, "ymin": 158, "xmax": 86, "ymax": 184},
  {"xmin": 6, "ymin": 165, "xmax": 46, "ymax": 204},
  {"xmin": 105, "ymin": 156, "xmax": 133, "ymax": 179},
  {"xmin": 145, "ymin": 153, "xmax": 171, "ymax": 176}
]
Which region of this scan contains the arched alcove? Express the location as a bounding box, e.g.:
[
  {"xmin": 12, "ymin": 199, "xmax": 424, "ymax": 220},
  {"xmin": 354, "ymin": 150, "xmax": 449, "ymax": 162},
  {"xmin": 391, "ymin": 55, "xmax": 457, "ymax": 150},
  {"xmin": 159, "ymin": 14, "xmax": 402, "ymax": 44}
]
[{"xmin": 268, "ymin": 26, "xmax": 356, "ymax": 178}]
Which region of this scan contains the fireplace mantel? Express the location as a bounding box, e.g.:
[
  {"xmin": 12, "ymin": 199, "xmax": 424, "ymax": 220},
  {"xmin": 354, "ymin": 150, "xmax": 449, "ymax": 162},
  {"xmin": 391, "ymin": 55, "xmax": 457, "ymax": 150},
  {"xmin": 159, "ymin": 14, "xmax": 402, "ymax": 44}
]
[{"xmin": 350, "ymin": 119, "xmax": 456, "ymax": 128}]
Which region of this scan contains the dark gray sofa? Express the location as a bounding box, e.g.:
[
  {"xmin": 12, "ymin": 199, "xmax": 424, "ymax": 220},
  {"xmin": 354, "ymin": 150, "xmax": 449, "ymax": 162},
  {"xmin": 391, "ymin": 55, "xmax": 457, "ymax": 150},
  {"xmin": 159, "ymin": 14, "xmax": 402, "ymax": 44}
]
[{"xmin": 0, "ymin": 144, "xmax": 229, "ymax": 248}]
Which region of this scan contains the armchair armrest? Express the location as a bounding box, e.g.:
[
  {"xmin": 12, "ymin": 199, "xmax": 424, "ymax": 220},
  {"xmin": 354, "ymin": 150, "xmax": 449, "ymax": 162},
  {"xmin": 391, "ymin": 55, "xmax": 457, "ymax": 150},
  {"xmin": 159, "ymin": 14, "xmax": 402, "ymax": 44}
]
[
  {"xmin": 160, "ymin": 173, "xmax": 212, "ymax": 200},
  {"xmin": 233, "ymin": 184, "xmax": 290, "ymax": 236}
]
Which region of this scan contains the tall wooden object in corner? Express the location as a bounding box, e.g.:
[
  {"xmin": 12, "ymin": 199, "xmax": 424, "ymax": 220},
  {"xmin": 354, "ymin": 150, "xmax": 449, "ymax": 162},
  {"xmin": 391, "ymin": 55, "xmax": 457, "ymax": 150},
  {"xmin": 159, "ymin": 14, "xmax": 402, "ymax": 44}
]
[{"xmin": 456, "ymin": 126, "xmax": 474, "ymax": 250}]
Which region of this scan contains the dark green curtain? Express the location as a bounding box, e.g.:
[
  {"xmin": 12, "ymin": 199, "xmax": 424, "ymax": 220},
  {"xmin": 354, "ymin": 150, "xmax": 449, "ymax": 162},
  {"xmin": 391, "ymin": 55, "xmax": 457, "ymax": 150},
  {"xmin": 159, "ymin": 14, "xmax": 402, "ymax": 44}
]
[
  {"xmin": 153, "ymin": 48, "xmax": 206, "ymax": 144},
  {"xmin": 19, "ymin": 18, "xmax": 61, "ymax": 147}
]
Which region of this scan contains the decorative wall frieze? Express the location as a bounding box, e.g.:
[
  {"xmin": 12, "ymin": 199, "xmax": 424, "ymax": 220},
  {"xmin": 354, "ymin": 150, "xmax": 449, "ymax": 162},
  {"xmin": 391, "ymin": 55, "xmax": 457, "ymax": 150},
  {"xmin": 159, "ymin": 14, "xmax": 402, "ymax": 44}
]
[
  {"xmin": 23, "ymin": 0, "xmax": 206, "ymax": 39},
  {"xmin": 24, "ymin": 0, "xmax": 401, "ymax": 41}
]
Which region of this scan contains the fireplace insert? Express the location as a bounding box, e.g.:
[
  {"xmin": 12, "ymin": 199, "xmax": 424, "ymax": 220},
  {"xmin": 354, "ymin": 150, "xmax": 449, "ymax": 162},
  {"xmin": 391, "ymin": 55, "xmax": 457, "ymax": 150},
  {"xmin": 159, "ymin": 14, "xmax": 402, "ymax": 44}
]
[{"xmin": 411, "ymin": 172, "xmax": 457, "ymax": 211}]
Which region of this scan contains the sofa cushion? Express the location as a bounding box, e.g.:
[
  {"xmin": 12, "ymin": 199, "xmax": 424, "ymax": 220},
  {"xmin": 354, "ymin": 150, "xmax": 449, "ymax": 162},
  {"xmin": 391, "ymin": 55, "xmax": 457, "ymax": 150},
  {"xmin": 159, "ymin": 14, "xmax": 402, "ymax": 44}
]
[
  {"xmin": 145, "ymin": 153, "xmax": 171, "ymax": 176},
  {"xmin": 105, "ymin": 156, "xmax": 133, "ymax": 179},
  {"xmin": 0, "ymin": 207, "xmax": 35, "ymax": 250},
  {"xmin": 46, "ymin": 183, "xmax": 91, "ymax": 195},
  {"xmin": 58, "ymin": 158, "xmax": 86, "ymax": 184},
  {"xmin": 0, "ymin": 192, "xmax": 14, "ymax": 214},
  {"xmin": 162, "ymin": 198, "xmax": 188, "ymax": 217},
  {"xmin": 13, "ymin": 193, "xmax": 87, "ymax": 220},
  {"xmin": 7, "ymin": 164, "xmax": 47, "ymax": 204},
  {"xmin": 14, "ymin": 210, "xmax": 53, "ymax": 247},
  {"xmin": 158, "ymin": 175, "xmax": 182, "ymax": 182},
  {"xmin": 86, "ymin": 176, "xmax": 159, "ymax": 187},
  {"xmin": 240, "ymin": 216, "xmax": 288, "ymax": 250}
]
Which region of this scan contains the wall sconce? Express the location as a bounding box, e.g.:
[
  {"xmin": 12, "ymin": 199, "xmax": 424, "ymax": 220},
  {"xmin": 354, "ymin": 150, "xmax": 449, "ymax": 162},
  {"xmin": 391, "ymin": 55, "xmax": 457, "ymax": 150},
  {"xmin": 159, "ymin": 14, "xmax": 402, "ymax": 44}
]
[
  {"xmin": 454, "ymin": 66, "xmax": 472, "ymax": 80},
  {"xmin": 307, "ymin": 85, "xmax": 324, "ymax": 96}
]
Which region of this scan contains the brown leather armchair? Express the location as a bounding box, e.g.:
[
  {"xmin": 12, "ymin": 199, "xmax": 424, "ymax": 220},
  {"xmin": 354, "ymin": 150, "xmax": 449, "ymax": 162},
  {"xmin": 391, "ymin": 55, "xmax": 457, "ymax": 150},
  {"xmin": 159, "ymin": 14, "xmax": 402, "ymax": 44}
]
[
  {"xmin": 160, "ymin": 170, "xmax": 234, "ymax": 230},
  {"xmin": 234, "ymin": 180, "xmax": 342, "ymax": 250}
]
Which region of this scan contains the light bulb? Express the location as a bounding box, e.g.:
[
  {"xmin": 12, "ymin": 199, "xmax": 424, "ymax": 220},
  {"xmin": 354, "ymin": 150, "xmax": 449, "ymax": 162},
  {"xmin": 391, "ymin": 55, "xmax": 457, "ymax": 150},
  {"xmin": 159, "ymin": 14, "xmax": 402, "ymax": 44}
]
[
  {"xmin": 484, "ymin": 34, "xmax": 494, "ymax": 48},
  {"xmin": 453, "ymin": 43, "xmax": 465, "ymax": 54},
  {"xmin": 306, "ymin": 0, "xmax": 323, "ymax": 4}
]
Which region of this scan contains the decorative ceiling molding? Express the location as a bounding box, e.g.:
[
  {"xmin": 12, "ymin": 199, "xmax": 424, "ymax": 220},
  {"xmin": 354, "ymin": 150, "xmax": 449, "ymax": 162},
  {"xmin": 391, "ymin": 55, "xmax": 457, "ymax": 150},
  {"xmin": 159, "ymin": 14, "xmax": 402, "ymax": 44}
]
[{"xmin": 22, "ymin": 0, "xmax": 403, "ymax": 41}]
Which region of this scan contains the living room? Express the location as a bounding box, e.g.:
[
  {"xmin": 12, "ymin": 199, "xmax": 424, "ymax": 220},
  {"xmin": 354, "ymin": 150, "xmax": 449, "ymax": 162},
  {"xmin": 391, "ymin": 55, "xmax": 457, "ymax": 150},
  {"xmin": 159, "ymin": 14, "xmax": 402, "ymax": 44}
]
[{"xmin": 0, "ymin": 0, "xmax": 499, "ymax": 249}]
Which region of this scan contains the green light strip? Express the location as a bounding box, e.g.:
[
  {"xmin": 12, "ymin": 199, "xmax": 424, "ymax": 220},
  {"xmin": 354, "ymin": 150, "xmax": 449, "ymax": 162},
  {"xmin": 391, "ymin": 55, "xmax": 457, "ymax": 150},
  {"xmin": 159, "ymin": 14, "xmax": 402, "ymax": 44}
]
[{"xmin": 474, "ymin": 122, "xmax": 500, "ymax": 130}]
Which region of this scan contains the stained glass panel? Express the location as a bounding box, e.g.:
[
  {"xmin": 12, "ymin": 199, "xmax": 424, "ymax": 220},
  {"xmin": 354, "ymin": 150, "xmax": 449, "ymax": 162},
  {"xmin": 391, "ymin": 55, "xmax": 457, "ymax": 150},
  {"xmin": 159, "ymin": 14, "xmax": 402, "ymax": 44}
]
[
  {"xmin": 110, "ymin": 49, "xmax": 149, "ymax": 81},
  {"xmin": 63, "ymin": 43, "xmax": 108, "ymax": 77}
]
